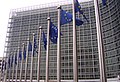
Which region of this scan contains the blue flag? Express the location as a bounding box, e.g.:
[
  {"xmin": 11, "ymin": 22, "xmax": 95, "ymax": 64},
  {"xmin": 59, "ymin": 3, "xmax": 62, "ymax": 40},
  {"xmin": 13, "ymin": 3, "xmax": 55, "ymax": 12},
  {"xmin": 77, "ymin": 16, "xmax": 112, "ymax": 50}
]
[
  {"xmin": 23, "ymin": 48, "xmax": 26, "ymax": 60},
  {"xmin": 60, "ymin": 9, "xmax": 83, "ymax": 26},
  {"xmin": 1, "ymin": 61, "xmax": 6, "ymax": 71},
  {"xmin": 74, "ymin": 0, "xmax": 82, "ymax": 13},
  {"xmin": 28, "ymin": 36, "xmax": 38, "ymax": 55},
  {"xmin": 28, "ymin": 41, "xmax": 32, "ymax": 51},
  {"xmin": 19, "ymin": 50, "xmax": 22, "ymax": 61},
  {"xmin": 76, "ymin": 18, "xmax": 84, "ymax": 26},
  {"xmin": 11, "ymin": 55, "xmax": 14, "ymax": 67},
  {"xmin": 60, "ymin": 9, "xmax": 72, "ymax": 25},
  {"xmin": 8, "ymin": 57, "xmax": 11, "ymax": 68},
  {"xmin": 4, "ymin": 62, "xmax": 6, "ymax": 70},
  {"xmin": 42, "ymin": 31, "xmax": 47, "ymax": 50},
  {"xmin": 33, "ymin": 36, "xmax": 38, "ymax": 54},
  {"xmin": 50, "ymin": 21, "xmax": 63, "ymax": 44},
  {"xmin": 34, "ymin": 37, "xmax": 37, "ymax": 49},
  {"xmin": 74, "ymin": 0, "xmax": 89, "ymax": 22},
  {"xmin": 50, "ymin": 22, "xmax": 58, "ymax": 44},
  {"xmin": 102, "ymin": 0, "xmax": 106, "ymax": 6},
  {"xmin": 15, "ymin": 54, "xmax": 17, "ymax": 65},
  {"xmin": 1, "ymin": 61, "xmax": 4, "ymax": 72}
]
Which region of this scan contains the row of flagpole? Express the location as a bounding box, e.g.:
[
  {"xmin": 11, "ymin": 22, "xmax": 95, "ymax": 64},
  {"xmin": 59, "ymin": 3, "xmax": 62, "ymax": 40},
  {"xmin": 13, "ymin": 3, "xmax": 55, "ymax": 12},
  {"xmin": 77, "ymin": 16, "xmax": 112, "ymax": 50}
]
[
  {"xmin": 1, "ymin": 0, "xmax": 107, "ymax": 82},
  {"xmin": 2, "ymin": 31, "xmax": 40, "ymax": 82}
]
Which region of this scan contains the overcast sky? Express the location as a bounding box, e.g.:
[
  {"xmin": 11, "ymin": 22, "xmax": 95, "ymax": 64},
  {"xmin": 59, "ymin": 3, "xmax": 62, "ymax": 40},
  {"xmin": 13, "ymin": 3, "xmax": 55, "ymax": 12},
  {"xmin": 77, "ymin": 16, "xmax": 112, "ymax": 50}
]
[{"xmin": 0, "ymin": 0, "xmax": 90, "ymax": 57}]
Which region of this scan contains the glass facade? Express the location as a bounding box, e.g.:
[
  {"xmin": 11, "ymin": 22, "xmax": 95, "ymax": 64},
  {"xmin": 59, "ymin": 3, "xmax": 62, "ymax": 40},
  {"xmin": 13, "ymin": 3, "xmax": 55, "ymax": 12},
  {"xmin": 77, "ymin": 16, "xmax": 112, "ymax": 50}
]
[
  {"xmin": 3, "ymin": 0, "xmax": 120, "ymax": 81},
  {"xmin": 100, "ymin": 0, "xmax": 120, "ymax": 78}
]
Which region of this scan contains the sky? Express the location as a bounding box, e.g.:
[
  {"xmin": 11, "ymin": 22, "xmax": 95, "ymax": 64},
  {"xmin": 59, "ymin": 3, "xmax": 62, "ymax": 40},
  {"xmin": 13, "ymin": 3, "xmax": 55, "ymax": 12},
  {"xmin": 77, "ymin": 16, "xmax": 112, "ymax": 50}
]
[{"xmin": 0, "ymin": 0, "xmax": 89, "ymax": 57}]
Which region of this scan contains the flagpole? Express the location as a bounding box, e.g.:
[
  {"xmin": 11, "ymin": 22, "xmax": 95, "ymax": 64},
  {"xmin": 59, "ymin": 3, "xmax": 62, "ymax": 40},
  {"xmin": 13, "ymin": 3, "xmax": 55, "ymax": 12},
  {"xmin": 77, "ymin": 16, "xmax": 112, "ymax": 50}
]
[
  {"xmin": 46, "ymin": 17, "xmax": 50, "ymax": 82},
  {"xmin": 24, "ymin": 38, "xmax": 29, "ymax": 82},
  {"xmin": 19, "ymin": 43, "xmax": 25, "ymax": 82},
  {"xmin": 0, "ymin": 57, "xmax": 4, "ymax": 81},
  {"xmin": 57, "ymin": 6, "xmax": 61, "ymax": 82},
  {"xmin": 8, "ymin": 54, "xmax": 11, "ymax": 82},
  {"xmin": 72, "ymin": 0, "xmax": 78, "ymax": 82},
  {"xmin": 3, "ymin": 56, "xmax": 8, "ymax": 82},
  {"xmin": 0, "ymin": 56, "xmax": 7, "ymax": 82},
  {"xmin": 4, "ymin": 55, "xmax": 10, "ymax": 82},
  {"xmin": 11, "ymin": 51, "xmax": 16, "ymax": 82},
  {"xmin": 37, "ymin": 26, "xmax": 42, "ymax": 82},
  {"xmin": 93, "ymin": 0, "xmax": 107, "ymax": 82},
  {"xmin": 15, "ymin": 47, "xmax": 20, "ymax": 82},
  {"xmin": 30, "ymin": 33, "xmax": 35, "ymax": 82},
  {"xmin": 1, "ymin": 58, "xmax": 4, "ymax": 82}
]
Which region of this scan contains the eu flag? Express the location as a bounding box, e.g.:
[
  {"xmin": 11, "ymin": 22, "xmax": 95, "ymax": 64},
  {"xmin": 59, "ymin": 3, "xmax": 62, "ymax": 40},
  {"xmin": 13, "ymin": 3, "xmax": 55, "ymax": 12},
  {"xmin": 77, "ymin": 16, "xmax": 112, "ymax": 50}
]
[
  {"xmin": 74, "ymin": 0, "xmax": 89, "ymax": 22},
  {"xmin": 1, "ymin": 61, "xmax": 4, "ymax": 72},
  {"xmin": 34, "ymin": 37, "xmax": 37, "ymax": 49},
  {"xmin": 50, "ymin": 22, "xmax": 58, "ymax": 44},
  {"xmin": 4, "ymin": 62, "xmax": 6, "ymax": 70},
  {"xmin": 76, "ymin": 18, "xmax": 84, "ymax": 26},
  {"xmin": 28, "ymin": 37, "xmax": 38, "ymax": 55},
  {"xmin": 15, "ymin": 54, "xmax": 17, "ymax": 64},
  {"xmin": 23, "ymin": 48, "xmax": 26, "ymax": 60},
  {"xmin": 102, "ymin": 0, "xmax": 106, "ymax": 6},
  {"xmin": 1, "ymin": 61, "xmax": 6, "ymax": 71},
  {"xmin": 75, "ymin": 0, "xmax": 81, "ymax": 12},
  {"xmin": 42, "ymin": 31, "xmax": 47, "ymax": 50},
  {"xmin": 19, "ymin": 50, "xmax": 22, "ymax": 61},
  {"xmin": 60, "ymin": 9, "xmax": 83, "ymax": 26},
  {"xmin": 34, "ymin": 37, "xmax": 38, "ymax": 54},
  {"xmin": 28, "ymin": 41, "xmax": 32, "ymax": 51},
  {"xmin": 8, "ymin": 57, "xmax": 11, "ymax": 68},
  {"xmin": 11, "ymin": 55, "xmax": 14, "ymax": 67},
  {"xmin": 60, "ymin": 9, "xmax": 72, "ymax": 25}
]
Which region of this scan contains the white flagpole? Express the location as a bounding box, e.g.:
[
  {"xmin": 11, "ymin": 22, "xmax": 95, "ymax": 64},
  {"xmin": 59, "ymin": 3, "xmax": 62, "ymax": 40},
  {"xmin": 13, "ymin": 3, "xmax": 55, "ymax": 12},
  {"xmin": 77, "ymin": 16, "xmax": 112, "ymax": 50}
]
[
  {"xmin": 72, "ymin": 0, "xmax": 78, "ymax": 82},
  {"xmin": 30, "ymin": 33, "xmax": 35, "ymax": 82},
  {"xmin": 24, "ymin": 38, "xmax": 30, "ymax": 82},
  {"xmin": 8, "ymin": 54, "xmax": 11, "ymax": 82},
  {"xmin": 19, "ymin": 43, "xmax": 25, "ymax": 82},
  {"xmin": 45, "ymin": 17, "xmax": 50, "ymax": 82},
  {"xmin": 0, "ymin": 56, "xmax": 7, "ymax": 82},
  {"xmin": 93, "ymin": 0, "xmax": 107, "ymax": 82},
  {"xmin": 0, "ymin": 57, "xmax": 5, "ymax": 81},
  {"xmin": 37, "ymin": 26, "xmax": 42, "ymax": 82},
  {"xmin": 15, "ymin": 47, "xmax": 20, "ymax": 82},
  {"xmin": 11, "ymin": 51, "xmax": 16, "ymax": 82},
  {"xmin": 4, "ymin": 55, "xmax": 10, "ymax": 82},
  {"xmin": 57, "ymin": 6, "xmax": 61, "ymax": 82}
]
